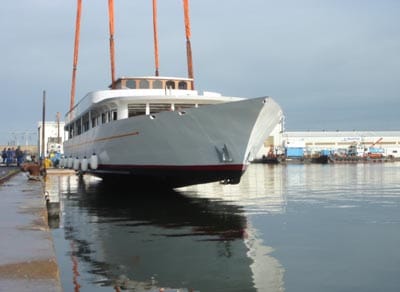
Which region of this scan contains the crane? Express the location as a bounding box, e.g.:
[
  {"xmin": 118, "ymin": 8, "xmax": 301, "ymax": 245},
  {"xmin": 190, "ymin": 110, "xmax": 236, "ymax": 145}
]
[{"xmin": 367, "ymin": 137, "xmax": 384, "ymax": 158}]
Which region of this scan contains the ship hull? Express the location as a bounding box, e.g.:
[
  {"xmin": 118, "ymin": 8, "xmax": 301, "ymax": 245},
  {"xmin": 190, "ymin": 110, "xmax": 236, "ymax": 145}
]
[{"xmin": 63, "ymin": 97, "xmax": 282, "ymax": 187}]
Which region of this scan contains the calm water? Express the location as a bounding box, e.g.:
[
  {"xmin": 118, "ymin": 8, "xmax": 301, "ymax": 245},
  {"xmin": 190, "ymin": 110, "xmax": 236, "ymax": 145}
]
[{"xmin": 49, "ymin": 162, "xmax": 400, "ymax": 292}]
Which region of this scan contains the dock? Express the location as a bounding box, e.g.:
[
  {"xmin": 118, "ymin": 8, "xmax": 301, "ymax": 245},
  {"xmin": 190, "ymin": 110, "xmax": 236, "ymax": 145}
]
[
  {"xmin": 0, "ymin": 167, "xmax": 64, "ymax": 292},
  {"xmin": 45, "ymin": 168, "xmax": 76, "ymax": 175}
]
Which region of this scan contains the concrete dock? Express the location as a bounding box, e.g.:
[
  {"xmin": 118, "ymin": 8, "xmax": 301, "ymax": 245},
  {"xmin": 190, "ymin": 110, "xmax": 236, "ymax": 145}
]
[{"xmin": 0, "ymin": 167, "xmax": 62, "ymax": 291}]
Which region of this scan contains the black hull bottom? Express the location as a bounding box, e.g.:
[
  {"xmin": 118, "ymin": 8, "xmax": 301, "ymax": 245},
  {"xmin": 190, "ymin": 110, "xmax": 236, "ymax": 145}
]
[{"xmin": 83, "ymin": 164, "xmax": 246, "ymax": 188}]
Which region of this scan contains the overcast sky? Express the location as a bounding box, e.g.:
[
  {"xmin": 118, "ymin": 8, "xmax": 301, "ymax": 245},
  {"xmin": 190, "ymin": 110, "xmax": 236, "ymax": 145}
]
[{"xmin": 1, "ymin": 0, "xmax": 399, "ymax": 145}]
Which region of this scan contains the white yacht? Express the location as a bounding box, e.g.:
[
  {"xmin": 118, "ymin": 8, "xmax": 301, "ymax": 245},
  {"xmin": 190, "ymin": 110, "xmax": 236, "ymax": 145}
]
[{"xmin": 62, "ymin": 0, "xmax": 283, "ymax": 187}]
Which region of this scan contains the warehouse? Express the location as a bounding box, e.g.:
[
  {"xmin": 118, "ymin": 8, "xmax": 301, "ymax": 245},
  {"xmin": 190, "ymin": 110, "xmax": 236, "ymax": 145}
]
[
  {"xmin": 282, "ymin": 131, "xmax": 400, "ymax": 158},
  {"xmin": 256, "ymin": 130, "xmax": 400, "ymax": 160}
]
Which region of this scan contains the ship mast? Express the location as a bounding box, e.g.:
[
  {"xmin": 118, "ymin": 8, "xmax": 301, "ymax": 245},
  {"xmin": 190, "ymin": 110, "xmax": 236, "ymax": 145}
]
[
  {"xmin": 108, "ymin": 0, "xmax": 117, "ymax": 88},
  {"xmin": 183, "ymin": 0, "xmax": 194, "ymax": 89},
  {"xmin": 152, "ymin": 0, "xmax": 160, "ymax": 76},
  {"xmin": 70, "ymin": 0, "xmax": 82, "ymax": 111}
]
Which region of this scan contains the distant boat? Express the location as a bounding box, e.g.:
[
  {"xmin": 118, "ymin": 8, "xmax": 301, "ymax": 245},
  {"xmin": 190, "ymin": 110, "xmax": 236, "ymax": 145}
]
[
  {"xmin": 252, "ymin": 145, "xmax": 283, "ymax": 164},
  {"xmin": 328, "ymin": 155, "xmax": 396, "ymax": 164},
  {"xmin": 310, "ymin": 154, "xmax": 329, "ymax": 164},
  {"xmin": 252, "ymin": 154, "xmax": 282, "ymax": 164},
  {"xmin": 62, "ymin": 1, "xmax": 283, "ymax": 187}
]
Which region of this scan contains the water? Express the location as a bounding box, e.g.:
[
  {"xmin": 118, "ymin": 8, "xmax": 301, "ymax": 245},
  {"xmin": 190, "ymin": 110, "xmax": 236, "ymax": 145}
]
[{"xmin": 49, "ymin": 162, "xmax": 400, "ymax": 291}]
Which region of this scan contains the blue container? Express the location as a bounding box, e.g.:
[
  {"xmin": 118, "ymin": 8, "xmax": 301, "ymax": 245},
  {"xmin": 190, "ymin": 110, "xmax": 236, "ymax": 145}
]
[
  {"xmin": 369, "ymin": 147, "xmax": 384, "ymax": 154},
  {"xmin": 286, "ymin": 147, "xmax": 304, "ymax": 158}
]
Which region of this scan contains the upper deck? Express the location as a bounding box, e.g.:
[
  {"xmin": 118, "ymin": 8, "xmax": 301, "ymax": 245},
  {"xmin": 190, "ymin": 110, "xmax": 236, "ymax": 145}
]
[
  {"xmin": 65, "ymin": 76, "xmax": 243, "ymax": 127},
  {"xmin": 112, "ymin": 76, "xmax": 195, "ymax": 90}
]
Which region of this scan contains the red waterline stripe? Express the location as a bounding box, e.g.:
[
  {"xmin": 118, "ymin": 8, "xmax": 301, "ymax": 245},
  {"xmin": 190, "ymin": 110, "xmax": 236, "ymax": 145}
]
[{"xmin": 99, "ymin": 164, "xmax": 247, "ymax": 171}]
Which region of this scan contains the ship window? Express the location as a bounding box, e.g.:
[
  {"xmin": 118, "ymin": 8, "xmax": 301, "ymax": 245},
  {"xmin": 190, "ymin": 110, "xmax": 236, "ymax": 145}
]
[
  {"xmin": 91, "ymin": 115, "xmax": 98, "ymax": 128},
  {"xmin": 68, "ymin": 125, "xmax": 74, "ymax": 138},
  {"xmin": 112, "ymin": 110, "xmax": 118, "ymax": 120},
  {"xmin": 128, "ymin": 104, "xmax": 146, "ymax": 117},
  {"xmin": 150, "ymin": 103, "xmax": 172, "ymax": 114},
  {"xmin": 82, "ymin": 113, "xmax": 90, "ymax": 132},
  {"xmin": 166, "ymin": 80, "xmax": 175, "ymax": 89},
  {"xmin": 178, "ymin": 81, "xmax": 187, "ymax": 89},
  {"xmin": 152, "ymin": 80, "xmax": 163, "ymax": 89},
  {"xmin": 101, "ymin": 113, "xmax": 107, "ymax": 124},
  {"xmin": 76, "ymin": 119, "xmax": 82, "ymax": 135},
  {"xmin": 126, "ymin": 79, "xmax": 136, "ymax": 89},
  {"xmin": 174, "ymin": 103, "xmax": 195, "ymax": 111},
  {"xmin": 83, "ymin": 120, "xmax": 89, "ymax": 132},
  {"xmin": 48, "ymin": 137, "xmax": 60, "ymax": 143},
  {"xmin": 139, "ymin": 79, "xmax": 149, "ymax": 89}
]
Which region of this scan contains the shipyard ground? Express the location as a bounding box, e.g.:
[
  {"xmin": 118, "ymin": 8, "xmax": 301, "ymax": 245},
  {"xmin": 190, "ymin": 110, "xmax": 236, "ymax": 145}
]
[{"xmin": 0, "ymin": 166, "xmax": 63, "ymax": 292}]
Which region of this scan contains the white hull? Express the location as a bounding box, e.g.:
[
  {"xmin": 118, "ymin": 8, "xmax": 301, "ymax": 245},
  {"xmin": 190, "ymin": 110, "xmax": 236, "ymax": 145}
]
[{"xmin": 64, "ymin": 96, "xmax": 282, "ymax": 187}]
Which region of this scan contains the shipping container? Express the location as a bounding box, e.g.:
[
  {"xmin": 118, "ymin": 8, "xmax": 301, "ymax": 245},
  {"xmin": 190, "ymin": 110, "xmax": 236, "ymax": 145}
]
[{"xmin": 286, "ymin": 147, "xmax": 304, "ymax": 158}]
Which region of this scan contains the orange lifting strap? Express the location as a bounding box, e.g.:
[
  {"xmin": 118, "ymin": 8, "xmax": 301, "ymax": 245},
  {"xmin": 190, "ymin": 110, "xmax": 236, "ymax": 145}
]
[
  {"xmin": 183, "ymin": 0, "xmax": 194, "ymax": 88},
  {"xmin": 152, "ymin": 0, "xmax": 160, "ymax": 76},
  {"xmin": 108, "ymin": 0, "xmax": 117, "ymax": 88},
  {"xmin": 70, "ymin": 0, "xmax": 82, "ymax": 112},
  {"xmin": 70, "ymin": 0, "xmax": 195, "ymax": 95}
]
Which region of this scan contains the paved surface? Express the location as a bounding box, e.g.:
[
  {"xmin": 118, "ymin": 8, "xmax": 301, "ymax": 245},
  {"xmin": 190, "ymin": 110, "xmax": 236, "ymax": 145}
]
[{"xmin": 0, "ymin": 167, "xmax": 62, "ymax": 291}]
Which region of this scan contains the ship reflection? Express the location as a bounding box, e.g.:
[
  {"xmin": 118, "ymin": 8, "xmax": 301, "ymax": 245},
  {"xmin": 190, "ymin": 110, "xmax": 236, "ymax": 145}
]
[
  {"xmin": 57, "ymin": 175, "xmax": 256, "ymax": 291},
  {"xmin": 178, "ymin": 163, "xmax": 287, "ymax": 215}
]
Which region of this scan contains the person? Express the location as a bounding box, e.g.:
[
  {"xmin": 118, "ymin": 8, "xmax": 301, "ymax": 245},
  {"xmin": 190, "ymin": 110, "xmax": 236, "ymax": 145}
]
[
  {"xmin": 50, "ymin": 151, "xmax": 61, "ymax": 168},
  {"xmin": 6, "ymin": 148, "xmax": 13, "ymax": 166},
  {"xmin": 1, "ymin": 148, "xmax": 6, "ymax": 164},
  {"xmin": 15, "ymin": 146, "xmax": 24, "ymax": 167}
]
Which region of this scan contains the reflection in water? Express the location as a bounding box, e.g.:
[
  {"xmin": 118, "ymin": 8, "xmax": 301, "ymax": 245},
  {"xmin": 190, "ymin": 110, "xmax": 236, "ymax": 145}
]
[
  {"xmin": 256, "ymin": 162, "xmax": 400, "ymax": 292},
  {"xmin": 281, "ymin": 162, "xmax": 400, "ymax": 207},
  {"xmin": 179, "ymin": 164, "xmax": 286, "ymax": 291},
  {"xmin": 49, "ymin": 162, "xmax": 400, "ymax": 292},
  {"xmin": 43, "ymin": 175, "xmax": 62, "ymax": 228},
  {"xmin": 179, "ymin": 164, "xmax": 287, "ymax": 215},
  {"xmin": 244, "ymin": 223, "xmax": 285, "ymax": 292},
  {"xmin": 49, "ymin": 172, "xmax": 283, "ymax": 292}
]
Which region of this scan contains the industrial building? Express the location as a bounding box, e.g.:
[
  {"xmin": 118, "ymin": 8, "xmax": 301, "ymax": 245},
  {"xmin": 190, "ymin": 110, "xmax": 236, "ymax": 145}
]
[
  {"xmin": 284, "ymin": 131, "xmax": 400, "ymax": 158},
  {"xmin": 256, "ymin": 130, "xmax": 400, "ymax": 159},
  {"xmin": 37, "ymin": 120, "xmax": 65, "ymax": 158}
]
